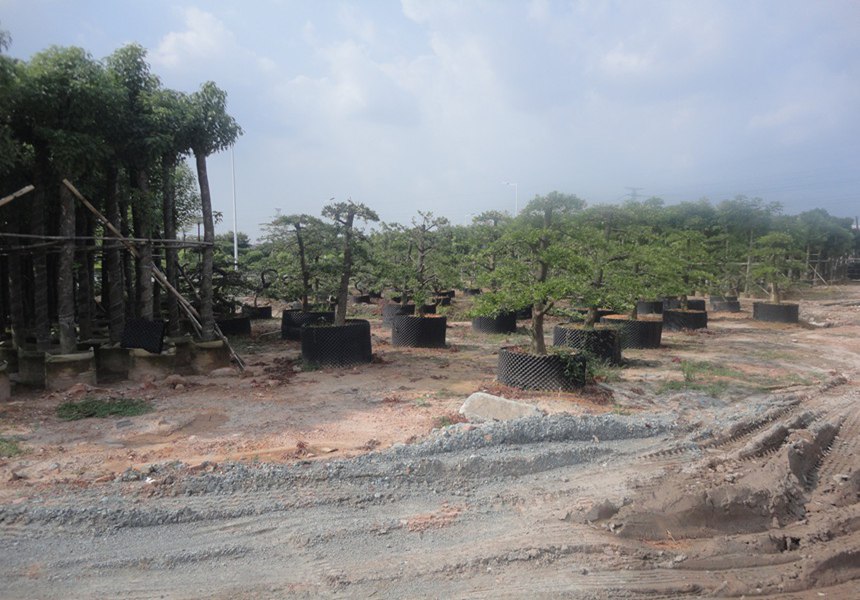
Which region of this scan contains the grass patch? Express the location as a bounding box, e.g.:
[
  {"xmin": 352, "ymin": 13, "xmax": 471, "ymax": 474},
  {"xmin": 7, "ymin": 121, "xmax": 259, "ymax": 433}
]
[
  {"xmin": 657, "ymin": 359, "xmax": 744, "ymax": 397},
  {"xmin": 56, "ymin": 397, "xmax": 153, "ymax": 421},
  {"xmin": 0, "ymin": 437, "xmax": 23, "ymax": 458}
]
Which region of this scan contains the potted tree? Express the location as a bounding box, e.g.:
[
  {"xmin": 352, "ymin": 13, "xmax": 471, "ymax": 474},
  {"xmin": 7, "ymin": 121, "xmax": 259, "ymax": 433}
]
[
  {"xmin": 368, "ymin": 223, "xmax": 417, "ymax": 324},
  {"xmin": 263, "ymin": 214, "xmax": 338, "ymax": 340},
  {"xmin": 751, "ymin": 232, "xmax": 802, "ymax": 323},
  {"xmin": 484, "ymin": 192, "xmax": 589, "ymax": 391},
  {"xmin": 390, "ymin": 212, "xmax": 450, "ymax": 348},
  {"xmin": 552, "ymin": 209, "xmax": 629, "ymax": 364},
  {"xmin": 592, "ymin": 219, "xmax": 671, "ymax": 350},
  {"xmin": 300, "ymin": 200, "xmax": 378, "ymax": 367},
  {"xmin": 657, "ymin": 230, "xmax": 713, "ymax": 331}
]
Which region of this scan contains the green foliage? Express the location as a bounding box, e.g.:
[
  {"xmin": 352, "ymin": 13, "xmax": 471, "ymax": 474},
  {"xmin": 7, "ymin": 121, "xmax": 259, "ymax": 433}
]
[
  {"xmin": 750, "ymin": 231, "xmax": 804, "ymax": 302},
  {"xmin": 186, "ymin": 81, "xmax": 243, "ymax": 157},
  {"xmin": 56, "ymin": 397, "xmax": 153, "ymax": 421}
]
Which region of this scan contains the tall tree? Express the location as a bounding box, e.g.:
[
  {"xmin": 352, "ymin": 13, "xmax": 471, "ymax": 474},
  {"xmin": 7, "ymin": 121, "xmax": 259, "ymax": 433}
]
[
  {"xmin": 185, "ymin": 82, "xmax": 242, "ymax": 340},
  {"xmin": 105, "ymin": 44, "xmax": 162, "ymax": 320}
]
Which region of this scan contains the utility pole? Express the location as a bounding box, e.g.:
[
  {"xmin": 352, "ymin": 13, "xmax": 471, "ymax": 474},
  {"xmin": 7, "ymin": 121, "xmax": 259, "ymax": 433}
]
[{"xmin": 625, "ymin": 187, "xmax": 644, "ymax": 201}]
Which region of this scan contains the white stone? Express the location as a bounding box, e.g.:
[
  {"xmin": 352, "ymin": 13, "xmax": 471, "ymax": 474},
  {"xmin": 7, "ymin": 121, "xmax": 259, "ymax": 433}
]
[{"xmin": 459, "ymin": 392, "xmax": 544, "ymax": 423}]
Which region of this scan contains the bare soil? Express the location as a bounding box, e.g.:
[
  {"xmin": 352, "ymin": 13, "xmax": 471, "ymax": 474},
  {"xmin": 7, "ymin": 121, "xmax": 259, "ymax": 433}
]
[{"xmin": 1, "ymin": 287, "xmax": 859, "ymax": 598}]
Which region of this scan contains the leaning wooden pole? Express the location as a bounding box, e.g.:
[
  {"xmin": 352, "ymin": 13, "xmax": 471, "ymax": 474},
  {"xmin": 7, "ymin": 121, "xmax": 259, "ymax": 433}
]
[
  {"xmin": 62, "ymin": 179, "xmax": 246, "ymax": 370},
  {"xmin": 0, "ymin": 185, "xmax": 35, "ymax": 210}
]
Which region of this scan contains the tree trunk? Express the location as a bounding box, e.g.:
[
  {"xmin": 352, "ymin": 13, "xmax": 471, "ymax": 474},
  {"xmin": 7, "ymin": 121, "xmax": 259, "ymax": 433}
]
[
  {"xmin": 532, "ymin": 301, "xmax": 547, "ymax": 355},
  {"xmin": 162, "ymin": 154, "xmax": 181, "ymax": 335},
  {"xmin": 195, "ymin": 152, "xmax": 216, "ymax": 341},
  {"xmin": 334, "ymin": 210, "xmax": 356, "ymax": 326},
  {"xmin": 75, "ymin": 210, "xmax": 94, "ymax": 342},
  {"xmin": 120, "ymin": 194, "xmax": 135, "ymax": 321},
  {"xmin": 104, "ymin": 166, "xmax": 126, "ymax": 344},
  {"xmin": 134, "ymin": 168, "xmax": 154, "ymax": 320},
  {"xmin": 743, "ymin": 229, "xmax": 754, "ymax": 297},
  {"xmin": 32, "ymin": 150, "xmax": 52, "ymax": 352},
  {"xmin": 295, "ymin": 223, "xmax": 310, "ymax": 312},
  {"xmin": 57, "ymin": 185, "xmax": 77, "ymax": 353},
  {"xmin": 7, "ymin": 254, "xmax": 25, "ymax": 349}
]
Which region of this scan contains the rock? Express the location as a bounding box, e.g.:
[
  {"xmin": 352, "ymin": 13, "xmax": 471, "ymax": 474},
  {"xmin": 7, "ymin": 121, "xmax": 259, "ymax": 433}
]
[
  {"xmin": 164, "ymin": 374, "xmax": 187, "ymax": 387},
  {"xmin": 210, "ymin": 367, "xmax": 236, "ymax": 378},
  {"xmin": 459, "ymin": 392, "xmax": 545, "ymax": 423}
]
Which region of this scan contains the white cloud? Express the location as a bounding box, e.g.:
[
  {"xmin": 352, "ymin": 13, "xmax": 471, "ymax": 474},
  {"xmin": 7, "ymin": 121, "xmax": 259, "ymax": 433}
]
[
  {"xmin": 153, "ymin": 7, "xmax": 232, "ymax": 67},
  {"xmin": 600, "ymin": 44, "xmax": 654, "ymax": 77}
]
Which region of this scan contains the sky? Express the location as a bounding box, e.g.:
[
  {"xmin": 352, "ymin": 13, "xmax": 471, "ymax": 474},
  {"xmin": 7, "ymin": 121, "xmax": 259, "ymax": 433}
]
[{"xmin": 2, "ymin": 0, "xmax": 859, "ymax": 239}]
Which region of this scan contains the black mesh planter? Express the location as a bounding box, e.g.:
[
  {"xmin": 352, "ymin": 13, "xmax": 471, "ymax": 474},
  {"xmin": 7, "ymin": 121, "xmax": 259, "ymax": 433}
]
[
  {"xmin": 391, "ymin": 315, "xmax": 447, "ymax": 348},
  {"xmin": 472, "ymin": 312, "xmax": 517, "ymax": 334},
  {"xmin": 382, "ymin": 303, "xmax": 416, "ymax": 325},
  {"xmin": 351, "ymin": 294, "xmax": 371, "ymax": 304},
  {"xmin": 636, "ymin": 300, "xmax": 663, "ymax": 315},
  {"xmin": 215, "ymin": 317, "xmax": 252, "ymax": 336},
  {"xmin": 242, "ymin": 305, "xmax": 273, "ymax": 320},
  {"xmin": 421, "ymin": 304, "xmax": 437, "ymax": 315},
  {"xmin": 444, "ymin": 290, "xmax": 456, "ymax": 298},
  {"xmin": 710, "ymin": 295, "xmax": 741, "ymax": 312},
  {"xmin": 663, "ymin": 309, "xmax": 708, "ymax": 331},
  {"xmin": 121, "ymin": 318, "xmax": 166, "ymax": 354},
  {"xmin": 663, "ymin": 298, "xmax": 706, "ymax": 311},
  {"xmin": 433, "ymin": 296, "xmax": 452, "ymax": 307},
  {"xmin": 573, "ymin": 308, "xmax": 617, "ymax": 320},
  {"xmin": 301, "ymin": 319, "xmax": 372, "ymax": 367},
  {"xmin": 600, "ymin": 315, "xmax": 662, "ymax": 349},
  {"xmin": 515, "ymin": 305, "xmax": 533, "ymax": 320},
  {"xmin": 281, "ymin": 310, "xmax": 335, "ymax": 340},
  {"xmin": 497, "ymin": 347, "xmax": 586, "ymax": 392},
  {"xmin": 553, "ymin": 324, "xmax": 622, "ymax": 365},
  {"xmin": 753, "ymin": 302, "xmax": 799, "ymax": 323},
  {"xmin": 463, "ymin": 288, "xmax": 482, "ymax": 296}
]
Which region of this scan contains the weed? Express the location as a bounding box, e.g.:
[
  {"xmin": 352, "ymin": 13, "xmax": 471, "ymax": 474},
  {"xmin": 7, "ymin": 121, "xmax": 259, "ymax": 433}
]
[
  {"xmin": 0, "ymin": 437, "xmax": 22, "ymax": 458},
  {"xmin": 414, "ymin": 398, "xmax": 430, "ymax": 408},
  {"xmin": 56, "ymin": 397, "xmax": 153, "ymax": 421},
  {"xmin": 433, "ymin": 412, "xmax": 468, "ymax": 428},
  {"xmin": 300, "ymin": 360, "xmax": 321, "ymax": 372},
  {"xmin": 589, "ymin": 359, "xmax": 622, "ymax": 383}
]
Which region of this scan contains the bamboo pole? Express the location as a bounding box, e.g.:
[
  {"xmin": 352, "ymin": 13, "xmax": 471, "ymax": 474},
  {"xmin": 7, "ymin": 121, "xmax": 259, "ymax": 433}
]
[
  {"xmin": 62, "ymin": 178, "xmax": 245, "ymax": 370},
  {"xmin": 0, "ymin": 185, "xmax": 35, "ymax": 210}
]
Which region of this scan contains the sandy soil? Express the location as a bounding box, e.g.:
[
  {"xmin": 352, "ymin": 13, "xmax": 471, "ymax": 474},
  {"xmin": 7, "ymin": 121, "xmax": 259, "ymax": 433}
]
[{"xmin": 0, "ymin": 286, "xmax": 858, "ymax": 598}]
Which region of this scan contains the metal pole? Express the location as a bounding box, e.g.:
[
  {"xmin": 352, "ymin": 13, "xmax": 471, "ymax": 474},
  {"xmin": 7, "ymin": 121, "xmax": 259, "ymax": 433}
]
[{"xmin": 231, "ymin": 146, "xmax": 239, "ymax": 271}]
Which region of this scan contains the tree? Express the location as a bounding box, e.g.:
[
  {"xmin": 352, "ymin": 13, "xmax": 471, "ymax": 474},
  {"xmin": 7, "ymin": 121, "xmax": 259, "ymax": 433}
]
[
  {"xmin": 321, "ymin": 200, "xmax": 379, "ymax": 326},
  {"xmin": 105, "ymin": 44, "xmax": 163, "ymax": 320},
  {"xmin": 262, "ymin": 213, "xmax": 336, "ymax": 311},
  {"xmin": 408, "ymin": 211, "xmax": 449, "ymax": 314},
  {"xmin": 715, "ymin": 196, "xmax": 782, "ymax": 296},
  {"xmin": 11, "ymin": 46, "xmax": 112, "ymax": 351},
  {"xmin": 751, "ymin": 232, "xmax": 803, "ymax": 303},
  {"xmin": 185, "ymin": 82, "xmax": 242, "ymax": 340},
  {"xmin": 480, "ymin": 191, "xmax": 586, "ymax": 355},
  {"xmin": 467, "ymin": 210, "xmax": 511, "ymax": 292}
]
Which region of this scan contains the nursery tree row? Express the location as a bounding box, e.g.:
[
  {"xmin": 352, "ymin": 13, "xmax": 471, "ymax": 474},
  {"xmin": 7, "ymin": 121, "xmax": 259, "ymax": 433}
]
[
  {"xmin": 250, "ymin": 194, "xmax": 854, "ymax": 352},
  {"xmin": 0, "ymin": 32, "xmax": 241, "ymax": 352}
]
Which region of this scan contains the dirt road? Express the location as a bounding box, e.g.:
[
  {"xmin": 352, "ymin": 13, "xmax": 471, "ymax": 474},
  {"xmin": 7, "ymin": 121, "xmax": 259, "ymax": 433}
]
[{"xmin": 1, "ymin": 288, "xmax": 858, "ymax": 598}]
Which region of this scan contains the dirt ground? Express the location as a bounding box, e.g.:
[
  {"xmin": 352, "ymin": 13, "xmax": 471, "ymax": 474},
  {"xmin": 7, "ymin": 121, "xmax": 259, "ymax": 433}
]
[{"xmin": 0, "ymin": 286, "xmax": 858, "ymax": 598}]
